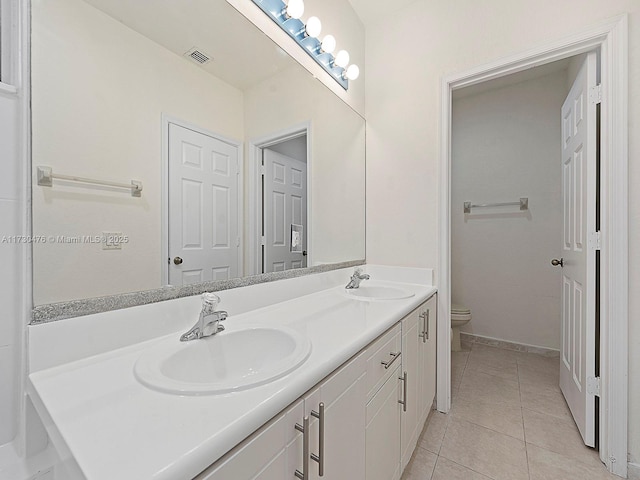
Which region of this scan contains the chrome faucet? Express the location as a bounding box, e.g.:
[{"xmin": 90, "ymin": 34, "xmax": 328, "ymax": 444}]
[
  {"xmin": 345, "ymin": 267, "xmax": 370, "ymax": 289},
  {"xmin": 180, "ymin": 293, "xmax": 228, "ymax": 342}
]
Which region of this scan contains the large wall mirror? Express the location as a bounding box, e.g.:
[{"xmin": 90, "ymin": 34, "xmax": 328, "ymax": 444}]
[{"xmin": 31, "ymin": 0, "xmax": 365, "ymax": 305}]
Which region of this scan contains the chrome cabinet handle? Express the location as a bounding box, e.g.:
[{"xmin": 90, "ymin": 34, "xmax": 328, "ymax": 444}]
[
  {"xmin": 419, "ymin": 310, "xmax": 430, "ymax": 342},
  {"xmin": 295, "ymin": 416, "xmax": 310, "ymax": 479},
  {"xmin": 310, "ymin": 403, "xmax": 325, "ymax": 476},
  {"xmin": 425, "ymin": 309, "xmax": 430, "ymax": 341},
  {"xmin": 551, "ymin": 258, "xmax": 564, "ymax": 267},
  {"xmin": 398, "ymin": 372, "xmax": 408, "ymax": 412},
  {"xmin": 381, "ymin": 352, "xmax": 401, "ymax": 369}
]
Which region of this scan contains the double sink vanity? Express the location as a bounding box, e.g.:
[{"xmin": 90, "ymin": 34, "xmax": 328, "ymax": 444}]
[{"xmin": 27, "ymin": 266, "xmax": 437, "ymax": 480}]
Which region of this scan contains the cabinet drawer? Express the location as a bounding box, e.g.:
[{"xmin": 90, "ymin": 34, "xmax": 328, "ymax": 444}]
[{"xmin": 365, "ymin": 323, "xmax": 401, "ymax": 401}]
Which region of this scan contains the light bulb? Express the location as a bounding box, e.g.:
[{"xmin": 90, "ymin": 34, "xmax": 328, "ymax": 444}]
[
  {"xmin": 335, "ymin": 50, "xmax": 350, "ymax": 68},
  {"xmin": 305, "ymin": 16, "xmax": 322, "ymax": 37},
  {"xmin": 286, "ymin": 0, "xmax": 304, "ymax": 19},
  {"xmin": 321, "ymin": 34, "xmax": 336, "ymax": 54},
  {"xmin": 345, "ymin": 64, "xmax": 360, "ymax": 80}
]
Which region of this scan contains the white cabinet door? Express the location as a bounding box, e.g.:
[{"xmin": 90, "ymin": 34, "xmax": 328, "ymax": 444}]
[
  {"xmin": 305, "ymin": 353, "xmax": 366, "ymax": 480},
  {"xmin": 197, "ymin": 354, "xmax": 366, "ymax": 480},
  {"xmin": 366, "ymin": 365, "xmax": 402, "ymax": 480},
  {"xmin": 418, "ymin": 295, "xmax": 437, "ymax": 425},
  {"xmin": 400, "ymin": 308, "xmax": 420, "ymax": 469},
  {"xmin": 196, "ymin": 400, "xmax": 303, "ymax": 480}
]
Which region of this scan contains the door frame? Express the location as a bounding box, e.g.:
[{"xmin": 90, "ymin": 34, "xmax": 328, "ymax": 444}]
[
  {"xmin": 160, "ymin": 114, "xmax": 244, "ymax": 285},
  {"xmin": 247, "ymin": 122, "xmax": 311, "ymax": 275},
  {"xmin": 437, "ymin": 15, "xmax": 628, "ymax": 476}
]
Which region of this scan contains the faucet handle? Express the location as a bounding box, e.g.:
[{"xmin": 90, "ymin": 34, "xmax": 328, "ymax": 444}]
[
  {"xmin": 202, "ymin": 292, "xmax": 220, "ymax": 305},
  {"xmin": 201, "ymin": 292, "xmax": 220, "ymax": 313}
]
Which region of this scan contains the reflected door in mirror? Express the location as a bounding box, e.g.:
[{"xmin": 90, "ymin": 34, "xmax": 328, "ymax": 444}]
[
  {"xmin": 168, "ymin": 123, "xmax": 240, "ymax": 286},
  {"xmin": 263, "ymin": 148, "xmax": 307, "ymax": 273}
]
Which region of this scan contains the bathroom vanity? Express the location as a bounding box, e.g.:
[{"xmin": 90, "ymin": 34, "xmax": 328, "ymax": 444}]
[
  {"xmin": 27, "ymin": 266, "xmax": 437, "ymax": 480},
  {"xmin": 197, "ymin": 294, "xmax": 436, "ymax": 480}
]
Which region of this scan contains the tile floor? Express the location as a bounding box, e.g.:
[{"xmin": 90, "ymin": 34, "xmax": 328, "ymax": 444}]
[{"xmin": 401, "ymin": 343, "xmax": 618, "ymax": 480}]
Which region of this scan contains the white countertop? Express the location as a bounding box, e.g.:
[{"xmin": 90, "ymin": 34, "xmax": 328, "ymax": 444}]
[{"xmin": 28, "ymin": 280, "xmax": 436, "ymax": 480}]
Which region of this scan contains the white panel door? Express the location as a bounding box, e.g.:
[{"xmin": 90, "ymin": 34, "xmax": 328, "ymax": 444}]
[
  {"xmin": 168, "ymin": 123, "xmax": 239, "ymax": 286},
  {"xmin": 263, "ymin": 149, "xmax": 307, "ymax": 273},
  {"xmin": 559, "ymin": 52, "xmax": 597, "ymax": 447}
]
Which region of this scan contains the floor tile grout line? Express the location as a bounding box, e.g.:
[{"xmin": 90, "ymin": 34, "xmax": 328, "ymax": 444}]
[
  {"xmin": 436, "ymin": 454, "xmax": 500, "ymax": 480},
  {"xmin": 427, "ymin": 450, "xmax": 437, "ymax": 480},
  {"xmin": 523, "ymin": 436, "xmax": 607, "ymax": 472},
  {"xmin": 516, "ymin": 358, "xmax": 533, "ymax": 480},
  {"xmin": 448, "ymin": 412, "xmax": 526, "ymax": 442},
  {"xmin": 520, "ymin": 405, "xmax": 576, "ymax": 426},
  {"xmin": 461, "ymin": 370, "xmax": 519, "ymax": 384},
  {"xmin": 440, "ymin": 358, "xmax": 459, "ymax": 453}
]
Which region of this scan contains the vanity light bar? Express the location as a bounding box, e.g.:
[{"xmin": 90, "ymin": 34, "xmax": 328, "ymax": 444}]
[{"xmin": 251, "ymin": 0, "xmax": 354, "ymax": 90}]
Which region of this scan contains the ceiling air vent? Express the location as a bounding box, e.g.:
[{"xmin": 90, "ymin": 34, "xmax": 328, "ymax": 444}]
[{"xmin": 184, "ymin": 47, "xmax": 212, "ymax": 65}]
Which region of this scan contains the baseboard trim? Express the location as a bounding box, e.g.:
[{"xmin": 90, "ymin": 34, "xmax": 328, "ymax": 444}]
[
  {"xmin": 460, "ymin": 332, "xmax": 560, "ymax": 357},
  {"xmin": 628, "ymin": 462, "xmax": 640, "ymax": 479}
]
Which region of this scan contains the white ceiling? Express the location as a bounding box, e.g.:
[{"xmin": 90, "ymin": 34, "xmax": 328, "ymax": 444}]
[
  {"xmin": 346, "ymin": 0, "xmax": 419, "ymax": 28},
  {"xmin": 84, "ymin": 0, "xmax": 296, "ymax": 91}
]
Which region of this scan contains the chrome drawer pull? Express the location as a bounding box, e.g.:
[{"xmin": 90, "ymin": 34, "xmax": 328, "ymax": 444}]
[
  {"xmin": 381, "ymin": 351, "xmax": 401, "ymax": 369},
  {"xmin": 398, "ymin": 372, "xmax": 408, "ymax": 412},
  {"xmin": 419, "ymin": 310, "xmax": 430, "ymax": 343},
  {"xmin": 310, "ymin": 403, "xmax": 325, "ymax": 476},
  {"xmin": 294, "ymin": 416, "xmax": 310, "ymax": 479}
]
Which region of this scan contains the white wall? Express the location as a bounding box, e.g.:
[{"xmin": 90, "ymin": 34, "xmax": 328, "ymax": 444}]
[
  {"xmin": 243, "ymin": 66, "xmax": 366, "ymax": 266},
  {"xmin": 451, "ymin": 70, "xmax": 567, "ymax": 350},
  {"xmin": 0, "ymin": 91, "xmax": 23, "ymax": 446},
  {"xmin": 0, "ymin": 0, "xmax": 28, "ymax": 449},
  {"xmin": 31, "ymin": 0, "xmax": 245, "ymax": 305},
  {"xmin": 364, "ymin": 0, "xmax": 640, "ymax": 465}
]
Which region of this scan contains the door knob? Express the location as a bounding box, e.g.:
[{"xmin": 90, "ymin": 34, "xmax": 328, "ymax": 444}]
[
  {"xmin": 173, "ymin": 257, "xmax": 183, "ymax": 265},
  {"xmin": 551, "ymin": 258, "xmax": 563, "ymax": 267},
  {"xmin": 302, "ymin": 250, "xmax": 307, "ymax": 256}
]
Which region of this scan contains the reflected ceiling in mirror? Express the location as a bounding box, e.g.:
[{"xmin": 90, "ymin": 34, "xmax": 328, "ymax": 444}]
[{"xmin": 31, "ymin": 0, "xmax": 365, "ymax": 305}]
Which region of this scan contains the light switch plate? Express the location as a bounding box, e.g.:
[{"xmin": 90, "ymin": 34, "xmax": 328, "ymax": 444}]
[{"xmin": 102, "ymin": 232, "xmax": 123, "ymax": 250}]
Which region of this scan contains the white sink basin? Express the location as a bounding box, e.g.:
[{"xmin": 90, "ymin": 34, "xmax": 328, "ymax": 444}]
[
  {"xmin": 134, "ymin": 326, "xmax": 312, "ymax": 395},
  {"xmin": 344, "ymin": 284, "xmax": 415, "ymax": 301}
]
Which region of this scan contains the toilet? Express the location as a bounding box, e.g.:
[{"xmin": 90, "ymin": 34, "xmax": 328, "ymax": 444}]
[{"xmin": 451, "ymin": 303, "xmax": 472, "ymax": 352}]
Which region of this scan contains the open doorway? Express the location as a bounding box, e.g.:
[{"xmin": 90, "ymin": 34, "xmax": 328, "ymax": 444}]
[
  {"xmin": 262, "ymin": 136, "xmax": 308, "ymax": 273},
  {"xmin": 437, "ymin": 17, "xmax": 628, "ymax": 476},
  {"xmin": 450, "ymin": 49, "xmax": 601, "ymax": 448},
  {"xmin": 247, "ymin": 124, "xmax": 311, "ymax": 275}
]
